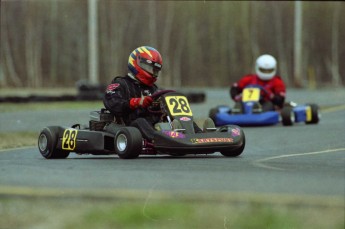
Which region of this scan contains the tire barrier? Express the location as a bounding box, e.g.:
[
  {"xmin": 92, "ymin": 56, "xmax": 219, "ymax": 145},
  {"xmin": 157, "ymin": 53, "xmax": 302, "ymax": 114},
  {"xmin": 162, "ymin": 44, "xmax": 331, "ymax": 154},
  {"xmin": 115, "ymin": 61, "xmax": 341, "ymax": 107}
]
[
  {"xmin": 184, "ymin": 92, "xmax": 205, "ymax": 103},
  {"xmin": 0, "ymin": 82, "xmax": 206, "ymax": 103},
  {"xmin": 76, "ymin": 80, "xmax": 106, "ymax": 101}
]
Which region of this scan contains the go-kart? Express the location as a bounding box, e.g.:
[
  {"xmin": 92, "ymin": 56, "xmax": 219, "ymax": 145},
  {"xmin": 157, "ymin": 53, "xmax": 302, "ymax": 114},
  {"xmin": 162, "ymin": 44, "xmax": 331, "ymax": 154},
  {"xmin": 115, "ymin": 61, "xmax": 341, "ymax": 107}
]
[
  {"xmin": 38, "ymin": 90, "xmax": 245, "ymax": 159},
  {"xmin": 209, "ymin": 85, "xmax": 320, "ymax": 127}
]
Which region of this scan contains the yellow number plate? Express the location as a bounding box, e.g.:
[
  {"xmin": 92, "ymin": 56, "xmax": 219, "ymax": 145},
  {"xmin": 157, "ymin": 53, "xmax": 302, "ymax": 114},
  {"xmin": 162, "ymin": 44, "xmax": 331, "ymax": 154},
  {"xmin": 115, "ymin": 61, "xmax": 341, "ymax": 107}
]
[
  {"xmin": 242, "ymin": 88, "xmax": 260, "ymax": 102},
  {"xmin": 62, "ymin": 129, "xmax": 78, "ymax": 150},
  {"xmin": 165, "ymin": 96, "xmax": 193, "ymax": 116}
]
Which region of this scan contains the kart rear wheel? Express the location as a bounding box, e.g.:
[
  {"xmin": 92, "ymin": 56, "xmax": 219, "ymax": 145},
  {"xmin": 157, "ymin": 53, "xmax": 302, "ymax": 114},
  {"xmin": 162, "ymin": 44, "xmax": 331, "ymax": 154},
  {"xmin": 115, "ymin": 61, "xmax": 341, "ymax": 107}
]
[
  {"xmin": 220, "ymin": 133, "xmax": 245, "ymax": 157},
  {"xmin": 38, "ymin": 127, "xmax": 70, "ymax": 159},
  {"xmin": 305, "ymin": 104, "xmax": 320, "ymax": 124},
  {"xmin": 281, "ymin": 106, "xmax": 295, "ymax": 126},
  {"xmin": 114, "ymin": 127, "xmax": 142, "ymax": 159}
]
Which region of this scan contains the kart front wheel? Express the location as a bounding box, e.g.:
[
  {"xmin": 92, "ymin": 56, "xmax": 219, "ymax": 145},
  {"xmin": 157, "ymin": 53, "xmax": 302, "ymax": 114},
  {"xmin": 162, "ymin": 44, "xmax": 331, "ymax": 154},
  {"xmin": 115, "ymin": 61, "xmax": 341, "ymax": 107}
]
[
  {"xmin": 220, "ymin": 134, "xmax": 245, "ymax": 157},
  {"xmin": 114, "ymin": 127, "xmax": 142, "ymax": 159},
  {"xmin": 281, "ymin": 106, "xmax": 295, "ymax": 126},
  {"xmin": 38, "ymin": 127, "xmax": 70, "ymax": 159},
  {"xmin": 305, "ymin": 104, "xmax": 320, "ymax": 124}
]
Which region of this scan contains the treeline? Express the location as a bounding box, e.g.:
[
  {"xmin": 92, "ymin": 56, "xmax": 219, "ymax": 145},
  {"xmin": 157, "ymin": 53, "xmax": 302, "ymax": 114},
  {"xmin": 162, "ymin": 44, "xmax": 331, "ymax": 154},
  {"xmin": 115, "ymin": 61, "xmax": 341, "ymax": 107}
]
[{"xmin": 1, "ymin": 1, "xmax": 344, "ymax": 88}]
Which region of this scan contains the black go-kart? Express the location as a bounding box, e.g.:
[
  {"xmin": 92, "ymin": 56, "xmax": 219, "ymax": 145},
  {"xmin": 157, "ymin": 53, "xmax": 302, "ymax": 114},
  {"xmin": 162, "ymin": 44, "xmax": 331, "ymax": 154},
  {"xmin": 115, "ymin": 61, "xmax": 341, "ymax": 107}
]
[{"xmin": 38, "ymin": 90, "xmax": 245, "ymax": 159}]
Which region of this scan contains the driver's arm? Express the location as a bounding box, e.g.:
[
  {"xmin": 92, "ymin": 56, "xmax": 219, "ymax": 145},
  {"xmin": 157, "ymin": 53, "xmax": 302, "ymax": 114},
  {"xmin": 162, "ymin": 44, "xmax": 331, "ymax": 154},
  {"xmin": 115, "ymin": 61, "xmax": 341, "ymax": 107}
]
[
  {"xmin": 229, "ymin": 75, "xmax": 252, "ymax": 100},
  {"xmin": 129, "ymin": 96, "xmax": 153, "ymax": 109},
  {"xmin": 271, "ymin": 77, "xmax": 286, "ymax": 108},
  {"xmin": 230, "ymin": 83, "xmax": 242, "ymax": 100},
  {"xmin": 103, "ymin": 82, "xmax": 133, "ymax": 116}
]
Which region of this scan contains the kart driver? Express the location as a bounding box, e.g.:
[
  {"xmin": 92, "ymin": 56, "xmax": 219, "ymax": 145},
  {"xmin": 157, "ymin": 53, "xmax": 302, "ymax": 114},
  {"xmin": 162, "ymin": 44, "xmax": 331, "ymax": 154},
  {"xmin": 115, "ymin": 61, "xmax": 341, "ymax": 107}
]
[
  {"xmin": 103, "ymin": 46, "xmax": 204, "ymax": 140},
  {"xmin": 103, "ymin": 46, "xmax": 162, "ymax": 140},
  {"xmin": 229, "ymin": 54, "xmax": 286, "ymax": 112}
]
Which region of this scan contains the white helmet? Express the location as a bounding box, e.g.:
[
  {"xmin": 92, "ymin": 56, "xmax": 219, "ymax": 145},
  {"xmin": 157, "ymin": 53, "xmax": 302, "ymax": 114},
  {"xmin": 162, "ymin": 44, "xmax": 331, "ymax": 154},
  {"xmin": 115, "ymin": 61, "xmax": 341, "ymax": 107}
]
[{"xmin": 255, "ymin": 54, "xmax": 277, "ymax": 80}]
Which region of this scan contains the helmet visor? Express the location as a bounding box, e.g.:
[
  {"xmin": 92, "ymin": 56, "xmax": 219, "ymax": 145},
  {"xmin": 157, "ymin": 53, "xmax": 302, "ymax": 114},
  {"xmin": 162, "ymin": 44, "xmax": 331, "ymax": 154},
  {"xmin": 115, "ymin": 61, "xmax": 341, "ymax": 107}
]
[
  {"xmin": 259, "ymin": 67, "xmax": 275, "ymax": 74},
  {"xmin": 138, "ymin": 57, "xmax": 162, "ymax": 78}
]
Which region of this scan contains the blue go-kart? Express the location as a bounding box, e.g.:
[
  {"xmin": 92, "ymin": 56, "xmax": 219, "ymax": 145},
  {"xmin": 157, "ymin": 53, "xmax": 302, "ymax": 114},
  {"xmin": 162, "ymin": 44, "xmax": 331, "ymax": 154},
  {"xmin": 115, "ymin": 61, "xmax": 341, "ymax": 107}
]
[{"xmin": 209, "ymin": 85, "xmax": 320, "ymax": 127}]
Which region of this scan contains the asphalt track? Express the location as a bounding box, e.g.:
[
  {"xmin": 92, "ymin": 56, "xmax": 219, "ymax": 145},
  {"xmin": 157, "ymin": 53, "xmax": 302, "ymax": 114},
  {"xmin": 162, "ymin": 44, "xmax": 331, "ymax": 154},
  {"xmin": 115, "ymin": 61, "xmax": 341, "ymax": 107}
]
[{"xmin": 0, "ymin": 88, "xmax": 344, "ymax": 203}]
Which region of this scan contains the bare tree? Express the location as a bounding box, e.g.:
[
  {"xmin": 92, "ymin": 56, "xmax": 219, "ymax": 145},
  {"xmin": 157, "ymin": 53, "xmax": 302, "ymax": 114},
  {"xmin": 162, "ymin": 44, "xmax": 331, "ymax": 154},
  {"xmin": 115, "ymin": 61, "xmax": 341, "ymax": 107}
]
[
  {"xmin": 330, "ymin": 2, "xmax": 341, "ymax": 86},
  {"xmin": 0, "ymin": 3, "xmax": 22, "ymax": 87},
  {"xmin": 160, "ymin": 1, "xmax": 175, "ymax": 87},
  {"xmin": 49, "ymin": 0, "xmax": 58, "ymax": 85},
  {"xmin": 272, "ymin": 2, "xmax": 290, "ymax": 85},
  {"xmin": 293, "ymin": 1, "xmax": 303, "ymax": 87},
  {"xmin": 0, "ymin": 1, "xmax": 344, "ymax": 88},
  {"xmin": 25, "ymin": 2, "xmax": 44, "ymax": 87}
]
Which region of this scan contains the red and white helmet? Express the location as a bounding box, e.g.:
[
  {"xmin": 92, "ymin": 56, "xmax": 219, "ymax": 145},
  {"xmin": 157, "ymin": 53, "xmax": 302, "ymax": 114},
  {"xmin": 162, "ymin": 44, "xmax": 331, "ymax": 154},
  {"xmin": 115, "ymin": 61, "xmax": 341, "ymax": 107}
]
[
  {"xmin": 255, "ymin": 54, "xmax": 277, "ymax": 81},
  {"xmin": 128, "ymin": 46, "xmax": 163, "ymax": 86}
]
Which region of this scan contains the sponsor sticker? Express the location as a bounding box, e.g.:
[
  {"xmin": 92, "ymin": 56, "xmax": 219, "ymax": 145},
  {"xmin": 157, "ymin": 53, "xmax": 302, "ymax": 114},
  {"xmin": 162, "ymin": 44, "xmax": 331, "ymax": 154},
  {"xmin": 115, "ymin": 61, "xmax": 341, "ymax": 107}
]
[
  {"xmin": 231, "ymin": 128, "xmax": 241, "ymax": 137},
  {"xmin": 106, "ymin": 83, "xmax": 120, "ymax": 94},
  {"xmin": 190, "ymin": 138, "xmax": 233, "ymax": 144},
  {"xmin": 162, "ymin": 130, "xmax": 185, "ymax": 139},
  {"xmin": 180, "ymin": 117, "xmax": 191, "ymax": 121}
]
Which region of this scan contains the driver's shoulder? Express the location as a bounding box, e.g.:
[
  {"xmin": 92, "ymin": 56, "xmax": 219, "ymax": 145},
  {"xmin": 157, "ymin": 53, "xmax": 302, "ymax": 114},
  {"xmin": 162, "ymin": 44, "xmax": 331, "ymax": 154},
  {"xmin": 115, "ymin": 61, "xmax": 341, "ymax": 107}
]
[{"xmin": 111, "ymin": 75, "xmax": 127, "ymax": 83}]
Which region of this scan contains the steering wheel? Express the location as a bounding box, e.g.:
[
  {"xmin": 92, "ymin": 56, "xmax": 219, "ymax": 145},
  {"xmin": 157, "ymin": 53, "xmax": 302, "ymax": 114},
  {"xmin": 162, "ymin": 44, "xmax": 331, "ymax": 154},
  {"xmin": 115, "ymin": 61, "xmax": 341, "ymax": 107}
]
[
  {"xmin": 151, "ymin": 89, "xmax": 176, "ymax": 100},
  {"xmin": 147, "ymin": 89, "xmax": 176, "ymax": 114},
  {"xmin": 245, "ymin": 84, "xmax": 273, "ymax": 97}
]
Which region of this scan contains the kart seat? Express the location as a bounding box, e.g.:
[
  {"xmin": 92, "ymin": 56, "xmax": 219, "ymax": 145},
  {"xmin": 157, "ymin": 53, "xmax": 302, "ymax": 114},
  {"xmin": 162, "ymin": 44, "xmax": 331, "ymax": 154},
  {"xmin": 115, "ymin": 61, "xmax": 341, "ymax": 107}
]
[
  {"xmin": 154, "ymin": 122, "xmax": 172, "ymax": 131},
  {"xmin": 89, "ymin": 109, "xmax": 115, "ymax": 131},
  {"xmin": 203, "ymin": 118, "xmax": 217, "ymax": 132}
]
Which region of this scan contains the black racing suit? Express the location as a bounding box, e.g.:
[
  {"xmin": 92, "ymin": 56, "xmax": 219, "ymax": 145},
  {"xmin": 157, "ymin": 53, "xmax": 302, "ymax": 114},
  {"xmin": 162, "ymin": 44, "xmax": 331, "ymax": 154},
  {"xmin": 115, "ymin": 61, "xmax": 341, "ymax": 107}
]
[
  {"xmin": 103, "ymin": 75, "xmax": 158, "ymax": 125},
  {"xmin": 103, "ymin": 75, "xmax": 159, "ymax": 140}
]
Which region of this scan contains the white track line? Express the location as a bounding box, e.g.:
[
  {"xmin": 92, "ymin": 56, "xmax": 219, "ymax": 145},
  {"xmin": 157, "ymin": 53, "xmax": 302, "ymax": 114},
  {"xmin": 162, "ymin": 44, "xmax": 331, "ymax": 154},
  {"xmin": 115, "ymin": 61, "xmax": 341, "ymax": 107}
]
[{"xmin": 252, "ymin": 148, "xmax": 345, "ymax": 170}]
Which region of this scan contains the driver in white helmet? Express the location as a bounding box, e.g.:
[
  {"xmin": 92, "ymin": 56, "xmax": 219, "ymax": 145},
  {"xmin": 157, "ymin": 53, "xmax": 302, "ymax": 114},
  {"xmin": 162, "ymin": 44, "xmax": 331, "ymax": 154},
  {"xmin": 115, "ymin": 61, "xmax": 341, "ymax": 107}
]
[{"xmin": 230, "ymin": 54, "xmax": 286, "ymax": 112}]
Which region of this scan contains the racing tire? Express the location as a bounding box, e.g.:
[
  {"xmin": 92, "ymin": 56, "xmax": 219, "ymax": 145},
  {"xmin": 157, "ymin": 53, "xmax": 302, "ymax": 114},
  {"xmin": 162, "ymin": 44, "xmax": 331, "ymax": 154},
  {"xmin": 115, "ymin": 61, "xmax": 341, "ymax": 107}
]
[
  {"xmin": 305, "ymin": 104, "xmax": 320, "ymax": 124},
  {"xmin": 220, "ymin": 133, "xmax": 246, "ymax": 157},
  {"xmin": 38, "ymin": 127, "xmax": 70, "ymax": 159},
  {"xmin": 114, "ymin": 127, "xmax": 142, "ymax": 159},
  {"xmin": 281, "ymin": 106, "xmax": 295, "ymax": 126}
]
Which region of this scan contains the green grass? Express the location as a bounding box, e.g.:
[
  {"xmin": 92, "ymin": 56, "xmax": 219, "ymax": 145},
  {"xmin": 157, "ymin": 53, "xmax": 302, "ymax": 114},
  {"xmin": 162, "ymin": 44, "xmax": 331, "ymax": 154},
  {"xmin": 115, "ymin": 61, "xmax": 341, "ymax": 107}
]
[
  {"xmin": 0, "ymin": 132, "xmax": 37, "ymax": 149},
  {"xmin": 0, "ymin": 196, "xmax": 343, "ymax": 229}
]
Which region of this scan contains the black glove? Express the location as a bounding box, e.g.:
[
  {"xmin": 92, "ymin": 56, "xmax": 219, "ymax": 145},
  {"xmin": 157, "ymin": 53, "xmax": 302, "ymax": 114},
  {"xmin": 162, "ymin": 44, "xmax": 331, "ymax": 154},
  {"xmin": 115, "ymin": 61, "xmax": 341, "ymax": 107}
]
[
  {"xmin": 230, "ymin": 85, "xmax": 241, "ymax": 100},
  {"xmin": 272, "ymin": 94, "xmax": 285, "ymax": 108}
]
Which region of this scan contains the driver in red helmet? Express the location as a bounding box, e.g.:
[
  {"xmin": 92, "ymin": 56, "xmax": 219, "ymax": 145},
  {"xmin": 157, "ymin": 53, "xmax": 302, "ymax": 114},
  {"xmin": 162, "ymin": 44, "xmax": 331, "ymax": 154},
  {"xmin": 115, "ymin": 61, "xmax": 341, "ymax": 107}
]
[
  {"xmin": 103, "ymin": 46, "xmax": 161, "ymax": 126},
  {"xmin": 104, "ymin": 46, "xmax": 205, "ymax": 139}
]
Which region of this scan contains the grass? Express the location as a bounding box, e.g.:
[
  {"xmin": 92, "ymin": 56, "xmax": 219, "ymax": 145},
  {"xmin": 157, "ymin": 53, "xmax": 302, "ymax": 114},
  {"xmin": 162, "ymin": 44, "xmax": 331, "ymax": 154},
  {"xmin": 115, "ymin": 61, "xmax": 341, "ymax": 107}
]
[
  {"xmin": 0, "ymin": 132, "xmax": 37, "ymax": 149},
  {"xmin": 0, "ymin": 195, "xmax": 343, "ymax": 229}
]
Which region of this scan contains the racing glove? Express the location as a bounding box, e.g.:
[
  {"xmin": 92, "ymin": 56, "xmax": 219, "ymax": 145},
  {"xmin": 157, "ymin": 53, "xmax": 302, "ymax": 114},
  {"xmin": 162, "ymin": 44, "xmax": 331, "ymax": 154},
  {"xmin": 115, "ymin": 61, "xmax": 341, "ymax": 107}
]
[
  {"xmin": 129, "ymin": 96, "xmax": 153, "ymax": 109},
  {"xmin": 234, "ymin": 94, "xmax": 242, "ymax": 102},
  {"xmin": 230, "ymin": 84, "xmax": 242, "ymax": 101},
  {"xmin": 272, "ymin": 94, "xmax": 285, "ymax": 108}
]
